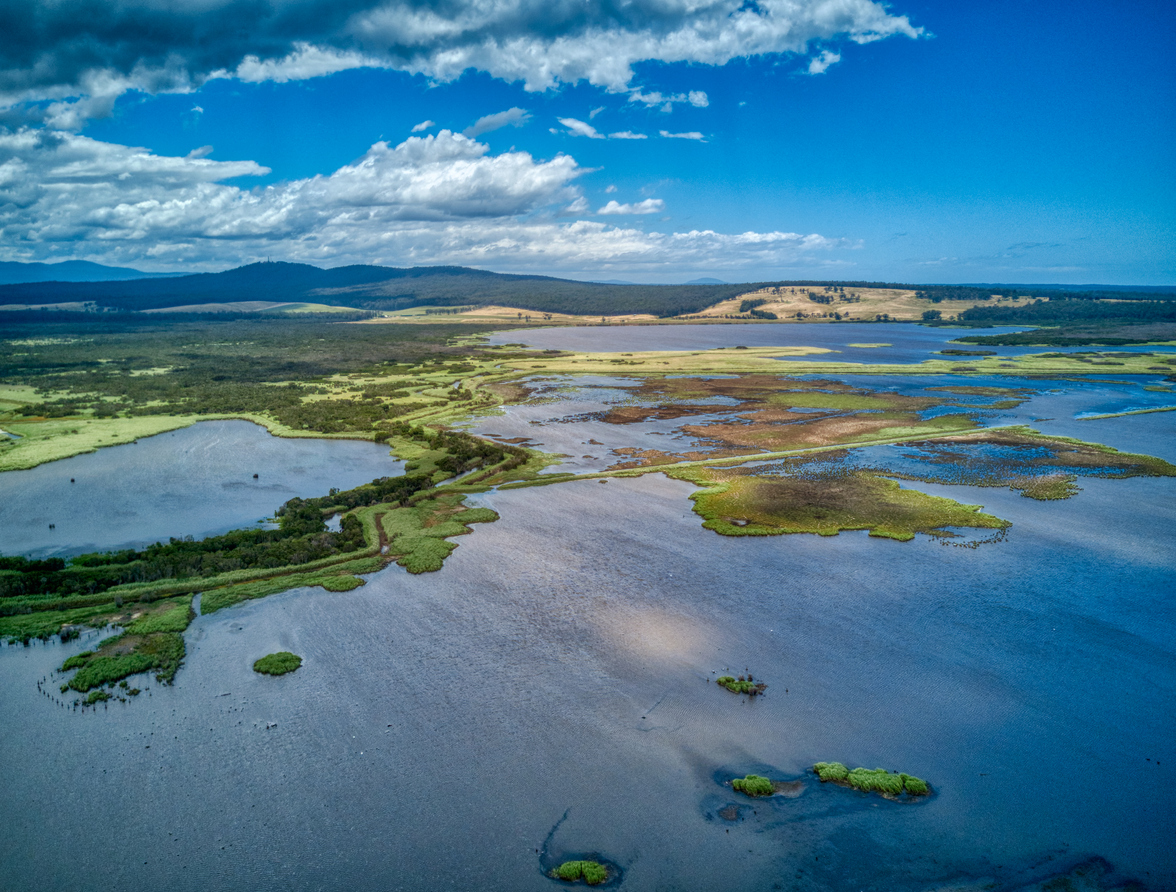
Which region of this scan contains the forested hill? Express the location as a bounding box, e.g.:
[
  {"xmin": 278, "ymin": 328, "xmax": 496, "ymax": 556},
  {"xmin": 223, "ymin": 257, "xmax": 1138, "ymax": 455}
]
[{"xmin": 0, "ymin": 262, "xmax": 757, "ymax": 318}]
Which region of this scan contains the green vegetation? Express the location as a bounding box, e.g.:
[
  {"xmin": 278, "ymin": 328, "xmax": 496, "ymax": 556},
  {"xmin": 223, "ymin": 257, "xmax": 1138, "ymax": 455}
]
[
  {"xmin": 550, "ymin": 861, "xmax": 608, "ymax": 885},
  {"xmin": 813, "ymin": 762, "xmax": 930, "ymax": 798},
  {"xmin": 716, "ymin": 675, "xmax": 767, "ymax": 696},
  {"xmin": 732, "ymin": 774, "xmax": 775, "ymax": 797},
  {"xmin": 668, "ymin": 463, "xmax": 1009, "ymax": 541},
  {"xmin": 61, "ymin": 631, "xmax": 185, "ymax": 691},
  {"xmin": 253, "ymin": 652, "xmax": 303, "ymax": 675},
  {"xmin": 321, "ymin": 575, "xmax": 365, "ymax": 592}
]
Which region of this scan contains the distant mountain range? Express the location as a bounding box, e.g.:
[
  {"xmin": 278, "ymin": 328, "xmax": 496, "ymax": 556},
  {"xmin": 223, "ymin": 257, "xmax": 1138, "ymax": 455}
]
[
  {"xmin": 0, "ymin": 261, "xmax": 1170, "ymax": 319},
  {"xmin": 0, "ymin": 261, "xmax": 757, "ymax": 318},
  {"xmin": 0, "ymin": 260, "xmax": 184, "ymax": 285}
]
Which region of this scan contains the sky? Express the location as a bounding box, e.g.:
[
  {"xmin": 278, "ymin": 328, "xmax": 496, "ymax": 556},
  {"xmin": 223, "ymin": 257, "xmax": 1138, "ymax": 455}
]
[{"xmin": 0, "ymin": 0, "xmax": 1173, "ymax": 284}]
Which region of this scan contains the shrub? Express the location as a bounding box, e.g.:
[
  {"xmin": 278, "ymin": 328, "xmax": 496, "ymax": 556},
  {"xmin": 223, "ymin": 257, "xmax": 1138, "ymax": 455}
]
[
  {"xmin": 732, "ymin": 774, "xmax": 775, "ymax": 797},
  {"xmin": 551, "ymin": 861, "xmax": 607, "ymax": 885},
  {"xmin": 716, "ymin": 674, "xmax": 767, "ymax": 696},
  {"xmin": 253, "ymin": 652, "xmax": 302, "ymax": 676},
  {"xmin": 813, "ymin": 762, "xmax": 849, "ymax": 782}
]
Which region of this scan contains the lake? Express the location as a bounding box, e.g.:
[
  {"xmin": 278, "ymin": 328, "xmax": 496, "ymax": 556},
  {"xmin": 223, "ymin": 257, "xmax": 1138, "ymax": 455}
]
[
  {"xmin": 487, "ymin": 321, "xmax": 1176, "ymax": 364},
  {"xmin": 0, "ymin": 342, "xmax": 1173, "ymax": 892},
  {"xmin": 0, "ymin": 420, "xmax": 402, "ymax": 558}
]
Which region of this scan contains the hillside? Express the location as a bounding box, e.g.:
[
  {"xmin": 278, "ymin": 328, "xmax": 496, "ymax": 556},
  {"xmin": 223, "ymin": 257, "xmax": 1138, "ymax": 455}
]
[{"xmin": 0, "ymin": 262, "xmax": 756, "ymax": 318}]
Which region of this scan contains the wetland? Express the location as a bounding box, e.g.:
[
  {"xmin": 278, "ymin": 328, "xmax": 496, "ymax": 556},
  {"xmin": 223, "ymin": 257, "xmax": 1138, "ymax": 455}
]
[{"xmin": 1, "ymin": 312, "xmax": 1173, "ymax": 891}]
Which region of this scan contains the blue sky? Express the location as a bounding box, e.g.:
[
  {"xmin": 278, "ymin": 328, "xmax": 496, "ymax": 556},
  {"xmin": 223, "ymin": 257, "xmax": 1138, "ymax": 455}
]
[{"xmin": 0, "ymin": 0, "xmax": 1172, "ymax": 283}]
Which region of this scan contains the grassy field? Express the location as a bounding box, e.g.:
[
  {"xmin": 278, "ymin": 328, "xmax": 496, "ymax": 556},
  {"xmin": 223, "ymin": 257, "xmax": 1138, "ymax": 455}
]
[{"xmin": 693, "ymin": 285, "xmax": 1036, "ymax": 323}]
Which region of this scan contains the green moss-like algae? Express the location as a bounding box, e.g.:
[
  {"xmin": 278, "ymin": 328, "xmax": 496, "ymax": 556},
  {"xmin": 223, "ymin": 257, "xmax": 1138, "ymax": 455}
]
[
  {"xmin": 813, "ymin": 762, "xmax": 930, "ymax": 798},
  {"xmin": 551, "ymin": 861, "xmax": 608, "ymax": 885},
  {"xmin": 253, "ymin": 652, "xmax": 302, "ymax": 675}
]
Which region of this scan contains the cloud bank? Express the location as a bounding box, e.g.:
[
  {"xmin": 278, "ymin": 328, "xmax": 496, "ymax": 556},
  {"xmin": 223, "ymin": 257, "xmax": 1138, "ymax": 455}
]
[
  {"xmin": 0, "ymin": 0, "xmax": 922, "ymax": 124},
  {"xmin": 0, "ymin": 128, "xmax": 842, "ymax": 274}
]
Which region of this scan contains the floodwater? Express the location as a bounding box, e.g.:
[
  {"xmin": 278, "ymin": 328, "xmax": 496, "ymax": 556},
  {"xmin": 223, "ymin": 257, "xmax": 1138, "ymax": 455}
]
[
  {"xmin": 0, "ymin": 420, "xmax": 402, "ymax": 558},
  {"xmin": 487, "ymin": 321, "xmax": 1176, "ymax": 364},
  {"xmin": 1, "ymin": 338, "xmax": 1174, "ymax": 891}
]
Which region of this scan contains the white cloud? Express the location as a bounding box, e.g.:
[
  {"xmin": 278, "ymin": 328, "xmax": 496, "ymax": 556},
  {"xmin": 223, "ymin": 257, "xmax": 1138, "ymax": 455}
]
[
  {"xmin": 608, "ymin": 131, "xmax": 648, "ymax": 139},
  {"xmin": 1, "ymin": 1, "xmax": 923, "ymax": 126},
  {"xmin": 660, "ymin": 130, "xmax": 706, "ymax": 141},
  {"xmin": 0, "ymin": 128, "xmax": 843, "ymax": 274},
  {"xmin": 463, "ymin": 107, "xmax": 531, "ymax": 138},
  {"xmin": 629, "ymin": 89, "xmax": 710, "ymax": 110},
  {"xmin": 411, "ymin": 120, "xmax": 436, "ymax": 133},
  {"xmin": 808, "ymin": 50, "xmax": 842, "ymax": 74},
  {"xmin": 558, "ymin": 117, "xmax": 604, "ymax": 139},
  {"xmin": 597, "ymin": 198, "xmax": 665, "ymax": 215},
  {"xmin": 589, "ymin": 107, "xmax": 606, "ymax": 119},
  {"xmin": 605, "ymin": 185, "xmax": 617, "ymax": 193}
]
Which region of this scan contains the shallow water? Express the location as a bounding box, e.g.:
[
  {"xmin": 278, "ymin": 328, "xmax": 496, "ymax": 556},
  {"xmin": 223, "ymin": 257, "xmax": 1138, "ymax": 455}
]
[
  {"xmin": 0, "ymin": 420, "xmax": 401, "ymax": 558},
  {"xmin": 487, "ymin": 322, "xmax": 1176, "ymax": 364},
  {"xmin": 1, "ymin": 333, "xmax": 1173, "ymax": 891},
  {"xmin": 1, "ymin": 464, "xmax": 1172, "ymax": 891}
]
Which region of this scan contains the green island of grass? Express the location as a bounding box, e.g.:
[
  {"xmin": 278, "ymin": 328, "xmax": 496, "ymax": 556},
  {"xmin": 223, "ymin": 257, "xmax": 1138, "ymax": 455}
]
[
  {"xmin": 253, "ymin": 652, "xmax": 303, "ymax": 675},
  {"xmin": 813, "ymin": 762, "xmax": 930, "ymax": 798},
  {"xmin": 550, "ymin": 861, "xmax": 608, "ymax": 885},
  {"xmin": 716, "ymin": 674, "xmax": 767, "ymax": 696},
  {"xmin": 732, "ymin": 774, "xmax": 776, "ymax": 797}
]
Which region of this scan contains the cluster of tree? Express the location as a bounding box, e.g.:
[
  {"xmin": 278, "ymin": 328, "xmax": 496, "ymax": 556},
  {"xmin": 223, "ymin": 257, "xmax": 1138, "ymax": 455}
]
[
  {"xmin": 739, "ymin": 298, "xmax": 767, "ymax": 313},
  {"xmin": 749, "ymin": 309, "xmax": 778, "ymax": 320},
  {"xmin": 272, "ymin": 397, "xmax": 429, "ymax": 434},
  {"xmin": 0, "ymin": 510, "xmax": 366, "ymax": 602},
  {"xmin": 959, "ymin": 299, "xmax": 1176, "ymax": 327}
]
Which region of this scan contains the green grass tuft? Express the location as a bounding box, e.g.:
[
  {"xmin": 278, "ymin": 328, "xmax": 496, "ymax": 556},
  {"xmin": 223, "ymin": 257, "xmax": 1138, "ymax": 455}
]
[
  {"xmin": 814, "ymin": 762, "xmax": 930, "ymax": 797},
  {"xmin": 551, "ymin": 861, "xmax": 608, "ymax": 885},
  {"xmin": 732, "ymin": 774, "xmax": 775, "ymax": 797},
  {"xmin": 320, "ymin": 575, "xmax": 364, "ymax": 592},
  {"xmin": 253, "ymin": 651, "xmax": 303, "ymax": 675}
]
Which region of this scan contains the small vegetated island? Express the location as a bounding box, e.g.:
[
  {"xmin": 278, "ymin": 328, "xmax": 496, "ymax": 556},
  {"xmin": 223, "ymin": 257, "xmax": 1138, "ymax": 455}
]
[
  {"xmin": 550, "ymin": 860, "xmax": 608, "ymax": 885},
  {"xmin": 813, "ymin": 762, "xmax": 930, "ymax": 798},
  {"xmin": 732, "ymin": 774, "xmax": 777, "ymax": 797},
  {"xmin": 716, "ymin": 674, "xmax": 767, "ymax": 696},
  {"xmin": 253, "ymin": 652, "xmax": 302, "ymax": 675}
]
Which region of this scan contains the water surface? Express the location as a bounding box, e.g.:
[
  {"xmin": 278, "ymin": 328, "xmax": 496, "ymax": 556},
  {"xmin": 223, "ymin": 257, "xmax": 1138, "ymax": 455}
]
[{"xmin": 0, "ymin": 420, "xmax": 401, "ymax": 558}]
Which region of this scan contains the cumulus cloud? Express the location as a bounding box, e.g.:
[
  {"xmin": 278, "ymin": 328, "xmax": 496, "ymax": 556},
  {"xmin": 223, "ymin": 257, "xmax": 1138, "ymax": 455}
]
[
  {"xmin": 0, "ymin": 0, "xmax": 922, "ymax": 125},
  {"xmin": 629, "ymin": 89, "xmax": 709, "ymax": 110},
  {"xmin": 0, "ymin": 128, "xmax": 842, "ymax": 274},
  {"xmin": 659, "ymin": 130, "xmax": 706, "ymax": 141},
  {"xmin": 411, "ymin": 120, "xmax": 436, "ymax": 132},
  {"xmin": 558, "ymin": 117, "xmax": 604, "ymax": 139},
  {"xmin": 808, "ymin": 50, "xmax": 841, "ymax": 74},
  {"xmin": 597, "ymin": 198, "xmax": 664, "ymax": 215},
  {"xmin": 608, "ymin": 131, "xmax": 647, "ymax": 140},
  {"xmin": 463, "ymin": 107, "xmax": 531, "ymax": 138}
]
